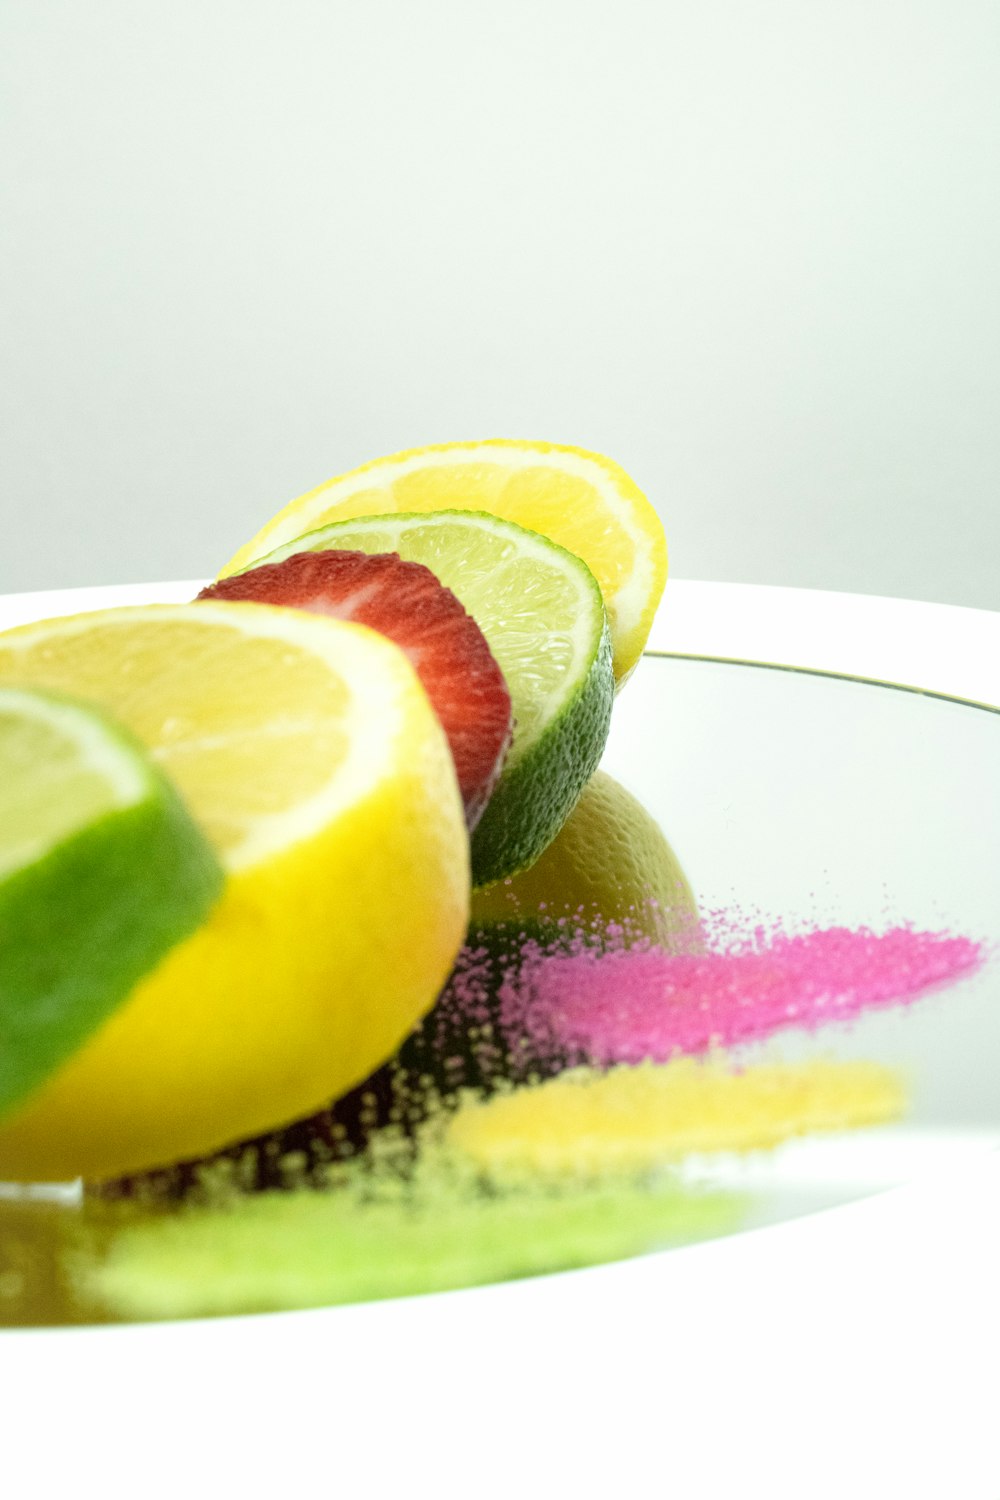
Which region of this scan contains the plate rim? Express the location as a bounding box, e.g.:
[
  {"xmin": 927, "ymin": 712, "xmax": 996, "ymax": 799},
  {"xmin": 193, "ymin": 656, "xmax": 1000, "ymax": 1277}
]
[{"xmin": 2, "ymin": 575, "xmax": 997, "ymax": 705}]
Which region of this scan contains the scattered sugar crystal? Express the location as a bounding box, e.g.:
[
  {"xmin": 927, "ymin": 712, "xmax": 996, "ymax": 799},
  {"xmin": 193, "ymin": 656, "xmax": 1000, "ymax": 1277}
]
[
  {"xmin": 445, "ymin": 1056, "xmax": 908, "ymax": 1179},
  {"xmin": 62, "ymin": 911, "xmax": 985, "ymax": 1325},
  {"xmin": 493, "ymin": 924, "xmax": 984, "ymax": 1068},
  {"xmin": 75, "ymin": 1165, "xmax": 743, "ymax": 1321}
]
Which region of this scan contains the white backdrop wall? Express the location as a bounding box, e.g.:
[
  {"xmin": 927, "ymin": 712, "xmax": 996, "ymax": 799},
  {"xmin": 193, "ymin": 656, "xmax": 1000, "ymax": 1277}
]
[{"xmin": 2, "ymin": 1, "xmax": 998, "ymax": 609}]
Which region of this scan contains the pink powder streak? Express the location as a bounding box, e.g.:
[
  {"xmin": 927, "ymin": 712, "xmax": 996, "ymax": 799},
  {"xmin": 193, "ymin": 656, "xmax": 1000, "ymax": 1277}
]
[{"xmin": 497, "ymin": 926, "xmax": 985, "ymax": 1066}]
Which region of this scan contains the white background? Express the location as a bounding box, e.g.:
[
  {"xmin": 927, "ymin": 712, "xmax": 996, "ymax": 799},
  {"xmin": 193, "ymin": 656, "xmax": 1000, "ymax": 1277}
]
[{"xmin": 1, "ymin": 1, "xmax": 998, "ymax": 608}]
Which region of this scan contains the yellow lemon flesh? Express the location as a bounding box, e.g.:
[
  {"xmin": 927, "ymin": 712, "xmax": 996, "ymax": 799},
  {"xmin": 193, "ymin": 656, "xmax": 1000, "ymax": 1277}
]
[
  {"xmin": 220, "ymin": 440, "xmax": 668, "ymax": 686},
  {"xmin": 0, "ymin": 603, "xmax": 469, "ymax": 1182}
]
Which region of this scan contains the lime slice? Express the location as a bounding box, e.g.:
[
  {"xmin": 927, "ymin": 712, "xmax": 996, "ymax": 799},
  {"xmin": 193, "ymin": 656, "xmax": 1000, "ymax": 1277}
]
[
  {"xmin": 252, "ymin": 511, "xmax": 615, "ymax": 886},
  {"xmin": 0, "ymin": 686, "xmax": 223, "ymax": 1123}
]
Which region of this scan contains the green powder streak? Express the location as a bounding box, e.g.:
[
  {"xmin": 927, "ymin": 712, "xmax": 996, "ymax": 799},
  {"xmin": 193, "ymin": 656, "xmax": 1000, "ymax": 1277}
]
[{"xmin": 72, "ymin": 1151, "xmax": 743, "ymax": 1322}]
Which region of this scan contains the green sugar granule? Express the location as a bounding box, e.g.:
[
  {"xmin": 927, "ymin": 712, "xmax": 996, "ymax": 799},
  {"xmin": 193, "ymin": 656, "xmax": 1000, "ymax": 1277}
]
[{"xmin": 74, "ymin": 1166, "xmax": 742, "ymax": 1321}]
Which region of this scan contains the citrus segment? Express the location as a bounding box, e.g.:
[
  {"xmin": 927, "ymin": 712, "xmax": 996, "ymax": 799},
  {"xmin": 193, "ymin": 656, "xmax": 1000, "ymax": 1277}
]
[
  {"xmin": 0, "ymin": 686, "xmax": 223, "ymax": 1121},
  {"xmin": 220, "ymin": 441, "xmax": 667, "ymax": 684},
  {"xmin": 0, "ymin": 603, "xmax": 469, "ymax": 1181}
]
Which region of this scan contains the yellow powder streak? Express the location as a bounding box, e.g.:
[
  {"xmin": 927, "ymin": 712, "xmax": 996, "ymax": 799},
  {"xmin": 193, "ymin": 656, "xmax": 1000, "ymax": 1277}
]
[{"xmin": 446, "ymin": 1057, "xmax": 908, "ymax": 1178}]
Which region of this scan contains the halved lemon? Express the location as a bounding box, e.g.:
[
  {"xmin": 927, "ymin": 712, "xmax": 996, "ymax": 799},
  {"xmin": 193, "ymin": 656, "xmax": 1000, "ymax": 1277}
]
[
  {"xmin": 220, "ymin": 441, "xmax": 668, "ymax": 685},
  {"xmin": 0, "ymin": 602, "xmax": 469, "ymax": 1182}
]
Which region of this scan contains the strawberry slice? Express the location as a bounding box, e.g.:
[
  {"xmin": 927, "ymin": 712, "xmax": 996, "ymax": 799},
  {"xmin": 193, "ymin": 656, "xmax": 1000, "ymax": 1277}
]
[{"xmin": 198, "ymin": 551, "xmax": 513, "ymax": 831}]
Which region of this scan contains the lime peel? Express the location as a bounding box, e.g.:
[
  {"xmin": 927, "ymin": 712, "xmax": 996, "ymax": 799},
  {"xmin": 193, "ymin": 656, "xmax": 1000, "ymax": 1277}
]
[{"xmin": 0, "ymin": 686, "xmax": 223, "ymax": 1122}]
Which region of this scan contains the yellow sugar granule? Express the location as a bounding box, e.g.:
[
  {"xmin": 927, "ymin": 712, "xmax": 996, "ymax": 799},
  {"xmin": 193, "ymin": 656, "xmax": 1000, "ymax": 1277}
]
[{"xmin": 446, "ymin": 1057, "xmax": 908, "ymax": 1178}]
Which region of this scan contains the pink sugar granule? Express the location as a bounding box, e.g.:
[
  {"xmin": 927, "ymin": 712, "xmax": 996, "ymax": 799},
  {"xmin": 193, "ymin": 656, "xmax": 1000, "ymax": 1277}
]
[{"xmin": 487, "ymin": 924, "xmax": 985, "ymax": 1067}]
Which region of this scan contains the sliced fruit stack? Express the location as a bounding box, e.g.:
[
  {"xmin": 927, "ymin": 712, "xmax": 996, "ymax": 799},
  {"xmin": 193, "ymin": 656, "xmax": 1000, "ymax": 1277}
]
[
  {"xmin": 206, "ymin": 510, "xmax": 615, "ymax": 886},
  {"xmin": 0, "ymin": 440, "xmax": 667, "ymax": 1184}
]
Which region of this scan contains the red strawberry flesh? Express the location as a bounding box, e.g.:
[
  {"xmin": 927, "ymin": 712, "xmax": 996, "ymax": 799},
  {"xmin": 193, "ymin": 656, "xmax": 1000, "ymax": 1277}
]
[{"xmin": 198, "ymin": 551, "xmax": 513, "ymax": 831}]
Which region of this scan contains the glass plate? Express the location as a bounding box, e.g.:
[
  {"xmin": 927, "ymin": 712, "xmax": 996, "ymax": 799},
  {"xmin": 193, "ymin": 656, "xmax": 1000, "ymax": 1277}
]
[
  {"xmin": 1, "ymin": 642, "xmax": 998, "ymax": 1327},
  {"xmin": 602, "ymin": 651, "xmax": 999, "ymax": 1221}
]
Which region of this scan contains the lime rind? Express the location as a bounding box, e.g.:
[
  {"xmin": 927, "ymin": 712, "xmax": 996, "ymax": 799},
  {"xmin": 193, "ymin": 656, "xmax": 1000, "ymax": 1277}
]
[
  {"xmin": 247, "ymin": 510, "xmax": 615, "ymax": 883},
  {"xmin": 0, "ymin": 688, "xmax": 224, "ymax": 1123},
  {"xmin": 470, "ymin": 615, "xmax": 613, "ymax": 885}
]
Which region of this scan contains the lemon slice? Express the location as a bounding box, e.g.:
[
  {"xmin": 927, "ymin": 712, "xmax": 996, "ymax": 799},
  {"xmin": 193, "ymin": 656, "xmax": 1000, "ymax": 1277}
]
[
  {"xmin": 0, "ymin": 603, "xmax": 469, "ymax": 1182},
  {"xmin": 220, "ymin": 440, "xmax": 667, "ymax": 685},
  {"xmin": 0, "ymin": 686, "xmax": 222, "ymax": 1122}
]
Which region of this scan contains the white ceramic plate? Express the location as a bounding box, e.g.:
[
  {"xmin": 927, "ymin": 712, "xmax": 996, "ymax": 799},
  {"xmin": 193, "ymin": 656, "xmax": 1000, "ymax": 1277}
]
[{"xmin": 1, "ymin": 580, "xmax": 998, "ymax": 1500}]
